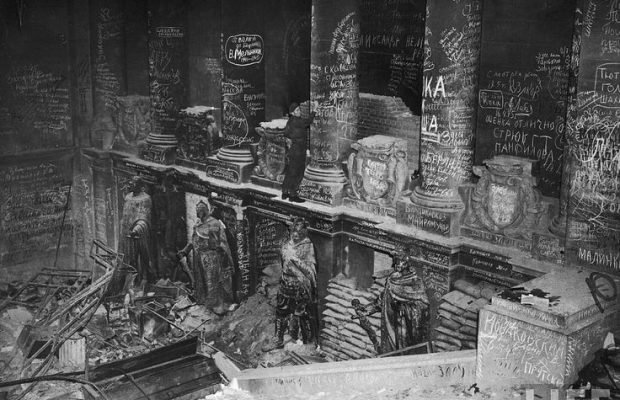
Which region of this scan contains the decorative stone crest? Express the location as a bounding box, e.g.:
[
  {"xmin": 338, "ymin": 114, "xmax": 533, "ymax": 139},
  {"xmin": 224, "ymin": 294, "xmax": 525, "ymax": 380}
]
[
  {"xmin": 253, "ymin": 119, "xmax": 289, "ymax": 182},
  {"xmin": 346, "ymin": 135, "xmax": 408, "ymax": 206},
  {"xmin": 463, "ymin": 155, "xmax": 545, "ymax": 239},
  {"xmin": 116, "ymin": 95, "xmax": 152, "ymax": 150}
]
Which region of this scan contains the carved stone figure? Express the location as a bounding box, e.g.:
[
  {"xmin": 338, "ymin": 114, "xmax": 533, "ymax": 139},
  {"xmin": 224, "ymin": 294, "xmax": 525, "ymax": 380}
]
[
  {"xmin": 177, "ymin": 199, "xmax": 234, "ymax": 315},
  {"xmin": 264, "ymin": 217, "xmax": 317, "ymax": 350},
  {"xmin": 347, "ymin": 135, "xmax": 408, "ymax": 206},
  {"xmin": 119, "ymin": 176, "xmax": 156, "ymax": 286},
  {"xmin": 351, "ymin": 298, "xmax": 380, "ymax": 353},
  {"xmin": 355, "ymin": 249, "xmax": 430, "ymax": 354},
  {"xmin": 253, "ymin": 119, "xmax": 289, "ymax": 182},
  {"xmin": 463, "ymin": 155, "xmax": 546, "ymax": 239}
]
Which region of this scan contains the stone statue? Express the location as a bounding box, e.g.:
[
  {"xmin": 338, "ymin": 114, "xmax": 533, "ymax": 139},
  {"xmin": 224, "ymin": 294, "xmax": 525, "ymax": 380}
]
[
  {"xmin": 177, "ymin": 199, "xmax": 234, "ymax": 315},
  {"xmin": 354, "ymin": 250, "xmax": 430, "ymax": 354},
  {"xmin": 119, "ymin": 176, "xmax": 156, "ymax": 286},
  {"xmin": 351, "ymin": 298, "xmax": 380, "ymax": 353},
  {"xmin": 264, "ymin": 217, "xmax": 317, "ymax": 350}
]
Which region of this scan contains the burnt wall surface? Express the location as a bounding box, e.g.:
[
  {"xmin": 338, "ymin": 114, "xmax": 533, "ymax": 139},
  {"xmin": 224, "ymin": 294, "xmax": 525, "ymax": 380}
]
[
  {"xmin": 0, "ymin": 0, "xmax": 75, "ymax": 275},
  {"xmin": 565, "ymin": 0, "xmax": 620, "ymax": 275},
  {"xmin": 475, "ymin": 0, "xmax": 575, "ymax": 198}
]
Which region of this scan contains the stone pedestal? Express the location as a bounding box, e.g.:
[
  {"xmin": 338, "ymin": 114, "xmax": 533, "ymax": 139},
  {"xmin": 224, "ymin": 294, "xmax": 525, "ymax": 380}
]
[
  {"xmin": 141, "ymin": 135, "xmax": 177, "ymax": 165},
  {"xmin": 250, "ymin": 121, "xmax": 288, "ymax": 189},
  {"xmin": 298, "ymin": 174, "xmax": 346, "ymax": 206},
  {"xmin": 477, "ymin": 269, "xmax": 619, "ymax": 388},
  {"xmin": 396, "ymin": 198, "xmax": 461, "ymax": 237},
  {"xmin": 343, "ymin": 135, "xmax": 408, "ymax": 218},
  {"xmin": 204, "ymin": 145, "xmax": 255, "ymax": 184}
]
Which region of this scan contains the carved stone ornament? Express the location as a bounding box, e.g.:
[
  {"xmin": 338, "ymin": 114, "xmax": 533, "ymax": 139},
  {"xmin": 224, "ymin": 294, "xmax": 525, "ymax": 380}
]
[
  {"xmin": 464, "ymin": 155, "xmax": 545, "ymax": 239},
  {"xmin": 176, "ymin": 106, "xmax": 220, "ymax": 165},
  {"xmin": 347, "ymin": 135, "xmax": 408, "ymax": 206},
  {"xmin": 253, "ymin": 119, "xmax": 288, "ymax": 181},
  {"xmin": 116, "ymin": 95, "xmax": 152, "ymax": 149}
]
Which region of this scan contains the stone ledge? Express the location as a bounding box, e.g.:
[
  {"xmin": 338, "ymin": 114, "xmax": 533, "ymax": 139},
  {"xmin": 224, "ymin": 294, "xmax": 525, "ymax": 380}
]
[
  {"xmin": 100, "ymin": 149, "xmax": 564, "ymax": 279},
  {"xmin": 232, "ymin": 350, "xmax": 476, "ymax": 396}
]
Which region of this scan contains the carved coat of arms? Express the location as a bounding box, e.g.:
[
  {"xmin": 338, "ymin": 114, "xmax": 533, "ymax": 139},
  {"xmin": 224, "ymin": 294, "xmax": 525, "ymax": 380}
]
[
  {"xmin": 347, "ymin": 135, "xmax": 408, "ymax": 206},
  {"xmin": 464, "ymin": 155, "xmax": 546, "ymax": 239},
  {"xmin": 253, "ymin": 126, "xmax": 288, "ymax": 182}
]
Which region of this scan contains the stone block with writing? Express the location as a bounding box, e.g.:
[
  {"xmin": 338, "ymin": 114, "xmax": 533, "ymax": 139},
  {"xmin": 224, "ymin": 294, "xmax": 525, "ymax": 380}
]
[
  {"xmin": 298, "ymin": 178, "xmax": 345, "ymax": 206},
  {"xmin": 477, "ymin": 268, "xmax": 620, "ymax": 388},
  {"xmin": 344, "ymin": 135, "xmax": 408, "ymax": 217},
  {"xmin": 251, "ymin": 119, "xmax": 288, "ymax": 189},
  {"xmin": 396, "ymin": 198, "xmax": 461, "ymax": 236},
  {"xmin": 460, "ymin": 155, "xmax": 551, "ymax": 251}
]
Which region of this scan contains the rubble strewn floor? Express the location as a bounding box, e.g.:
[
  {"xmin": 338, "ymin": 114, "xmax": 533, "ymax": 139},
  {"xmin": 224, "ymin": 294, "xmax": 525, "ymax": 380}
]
[
  {"xmin": 2, "ymin": 271, "xmax": 619, "ymax": 400},
  {"xmin": 0, "ymin": 270, "xmax": 324, "ymax": 400}
]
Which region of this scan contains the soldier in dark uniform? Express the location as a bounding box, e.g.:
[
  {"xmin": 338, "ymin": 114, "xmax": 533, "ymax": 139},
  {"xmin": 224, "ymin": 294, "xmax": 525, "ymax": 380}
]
[{"xmin": 281, "ymin": 101, "xmax": 317, "ymax": 203}]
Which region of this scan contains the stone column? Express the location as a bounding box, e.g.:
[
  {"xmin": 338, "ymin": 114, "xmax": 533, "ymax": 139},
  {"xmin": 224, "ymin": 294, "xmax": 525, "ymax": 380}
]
[
  {"xmin": 90, "ymin": 0, "xmax": 126, "ymax": 149},
  {"xmin": 549, "ymin": 5, "xmax": 582, "ymax": 242},
  {"xmin": 299, "ymin": 0, "xmax": 360, "ymax": 205},
  {"xmin": 564, "ymin": 0, "xmax": 620, "ymax": 273},
  {"xmin": 405, "ymin": 0, "xmax": 482, "ymax": 236},
  {"xmin": 142, "ymin": 0, "xmax": 188, "ymax": 165}
]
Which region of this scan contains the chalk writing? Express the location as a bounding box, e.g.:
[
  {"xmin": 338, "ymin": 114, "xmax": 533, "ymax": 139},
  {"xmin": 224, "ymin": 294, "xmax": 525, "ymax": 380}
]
[
  {"xmin": 477, "ymin": 5, "xmax": 574, "ymax": 198},
  {"xmin": 478, "ymin": 310, "xmax": 566, "ymax": 386},
  {"xmin": 0, "ymin": 157, "xmax": 73, "ymax": 266},
  {"xmin": 418, "ymin": 0, "xmax": 481, "ymax": 198},
  {"xmin": 225, "ymin": 34, "xmax": 264, "ymax": 66},
  {"xmin": 149, "ymin": 25, "xmax": 186, "ymax": 136}
]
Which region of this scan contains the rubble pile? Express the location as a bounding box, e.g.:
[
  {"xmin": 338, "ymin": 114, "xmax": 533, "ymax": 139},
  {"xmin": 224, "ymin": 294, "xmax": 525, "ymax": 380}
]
[
  {"xmin": 320, "ymin": 274, "xmax": 384, "ymax": 360},
  {"xmin": 0, "ymin": 242, "xmax": 229, "ymax": 400},
  {"xmin": 433, "ymin": 278, "xmax": 504, "ymax": 352}
]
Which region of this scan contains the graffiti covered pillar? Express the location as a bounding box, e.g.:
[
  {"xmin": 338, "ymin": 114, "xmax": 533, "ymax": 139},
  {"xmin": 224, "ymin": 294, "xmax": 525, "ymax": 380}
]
[
  {"xmin": 565, "ymin": 0, "xmax": 620, "ymax": 274},
  {"xmin": 299, "ymin": 0, "xmax": 360, "ymax": 205},
  {"xmin": 141, "ymin": 0, "xmax": 188, "ymax": 165},
  {"xmin": 403, "ymin": 0, "xmax": 482, "ymax": 236}
]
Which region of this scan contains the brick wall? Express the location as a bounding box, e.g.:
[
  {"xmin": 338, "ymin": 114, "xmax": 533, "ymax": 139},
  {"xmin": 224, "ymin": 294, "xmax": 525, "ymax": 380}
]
[{"xmin": 358, "ymin": 93, "xmax": 420, "ymax": 174}]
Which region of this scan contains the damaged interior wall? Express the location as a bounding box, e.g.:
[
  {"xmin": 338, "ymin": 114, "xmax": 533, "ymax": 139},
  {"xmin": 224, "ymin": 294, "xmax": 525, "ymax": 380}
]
[{"xmin": 0, "ymin": 0, "xmax": 619, "ymax": 398}]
